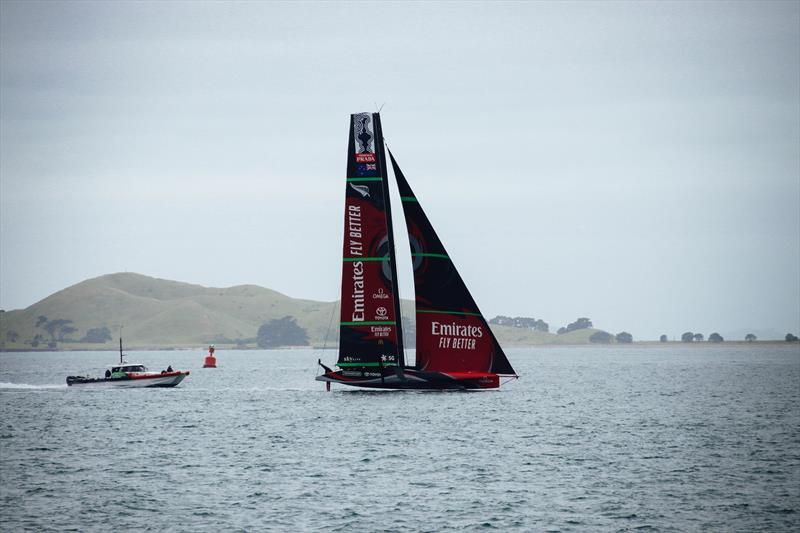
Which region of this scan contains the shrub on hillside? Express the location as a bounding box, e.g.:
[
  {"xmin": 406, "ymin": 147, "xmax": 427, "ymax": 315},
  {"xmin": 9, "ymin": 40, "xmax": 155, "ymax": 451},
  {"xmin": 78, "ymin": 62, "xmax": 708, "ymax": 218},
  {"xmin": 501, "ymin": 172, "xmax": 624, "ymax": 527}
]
[
  {"xmin": 257, "ymin": 316, "xmax": 309, "ymax": 348},
  {"xmin": 616, "ymin": 332, "xmax": 633, "ymax": 343},
  {"xmin": 558, "ymin": 317, "xmax": 593, "ymax": 334},
  {"xmin": 82, "ymin": 327, "xmax": 112, "ymax": 343},
  {"xmin": 589, "ymin": 330, "xmax": 613, "ymax": 344},
  {"xmin": 489, "ymin": 316, "xmax": 549, "ymax": 332}
]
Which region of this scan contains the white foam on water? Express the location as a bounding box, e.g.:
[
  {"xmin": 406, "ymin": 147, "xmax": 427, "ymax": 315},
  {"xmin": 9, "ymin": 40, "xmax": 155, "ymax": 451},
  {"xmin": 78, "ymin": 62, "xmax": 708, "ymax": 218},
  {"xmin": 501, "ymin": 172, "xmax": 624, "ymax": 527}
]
[{"xmin": 0, "ymin": 382, "xmax": 67, "ymax": 389}]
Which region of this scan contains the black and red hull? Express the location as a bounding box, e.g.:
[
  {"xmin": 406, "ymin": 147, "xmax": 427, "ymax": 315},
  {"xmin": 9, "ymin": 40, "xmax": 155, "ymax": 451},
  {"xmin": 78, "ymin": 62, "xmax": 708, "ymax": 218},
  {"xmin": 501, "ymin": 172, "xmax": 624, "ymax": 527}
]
[{"xmin": 316, "ymin": 367, "xmax": 501, "ymax": 390}]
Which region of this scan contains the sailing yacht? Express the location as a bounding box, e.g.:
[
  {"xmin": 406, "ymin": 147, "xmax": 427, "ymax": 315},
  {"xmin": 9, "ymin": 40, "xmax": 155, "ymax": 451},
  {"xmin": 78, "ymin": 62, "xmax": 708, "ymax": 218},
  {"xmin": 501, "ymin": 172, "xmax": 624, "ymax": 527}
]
[{"xmin": 317, "ymin": 113, "xmax": 517, "ymax": 390}]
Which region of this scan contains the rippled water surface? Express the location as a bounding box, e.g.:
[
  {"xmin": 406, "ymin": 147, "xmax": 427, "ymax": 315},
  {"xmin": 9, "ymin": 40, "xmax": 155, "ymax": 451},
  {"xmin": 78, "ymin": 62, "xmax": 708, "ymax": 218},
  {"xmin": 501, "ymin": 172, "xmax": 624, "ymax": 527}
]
[{"xmin": 1, "ymin": 345, "xmax": 799, "ymax": 531}]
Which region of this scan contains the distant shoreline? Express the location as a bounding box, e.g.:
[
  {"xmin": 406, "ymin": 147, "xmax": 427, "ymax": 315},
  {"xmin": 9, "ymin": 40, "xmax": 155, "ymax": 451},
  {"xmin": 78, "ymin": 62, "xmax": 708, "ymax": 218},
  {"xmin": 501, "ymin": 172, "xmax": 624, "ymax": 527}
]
[
  {"xmin": 1, "ymin": 340, "xmax": 798, "ymax": 354},
  {"xmin": 3, "ymin": 273, "xmax": 796, "ymax": 354}
]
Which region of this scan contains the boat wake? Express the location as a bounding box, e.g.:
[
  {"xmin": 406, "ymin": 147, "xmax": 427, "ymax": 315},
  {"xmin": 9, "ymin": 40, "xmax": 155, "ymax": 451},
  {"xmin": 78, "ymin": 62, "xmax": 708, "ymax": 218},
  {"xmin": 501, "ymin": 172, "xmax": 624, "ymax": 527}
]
[{"xmin": 0, "ymin": 382, "xmax": 67, "ymax": 390}]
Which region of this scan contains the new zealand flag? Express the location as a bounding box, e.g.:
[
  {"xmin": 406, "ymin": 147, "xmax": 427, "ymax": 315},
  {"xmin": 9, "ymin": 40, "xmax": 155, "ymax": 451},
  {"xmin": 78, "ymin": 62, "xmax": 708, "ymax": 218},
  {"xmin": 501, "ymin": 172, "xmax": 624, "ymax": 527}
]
[{"xmin": 355, "ymin": 163, "xmax": 378, "ymax": 177}]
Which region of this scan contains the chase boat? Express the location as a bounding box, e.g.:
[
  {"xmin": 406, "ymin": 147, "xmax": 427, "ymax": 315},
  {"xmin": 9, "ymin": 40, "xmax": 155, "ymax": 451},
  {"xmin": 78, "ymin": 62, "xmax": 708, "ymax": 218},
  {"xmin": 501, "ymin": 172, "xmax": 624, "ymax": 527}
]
[
  {"xmin": 67, "ymin": 363, "xmax": 189, "ymax": 388},
  {"xmin": 66, "ymin": 338, "xmax": 190, "ymax": 388}
]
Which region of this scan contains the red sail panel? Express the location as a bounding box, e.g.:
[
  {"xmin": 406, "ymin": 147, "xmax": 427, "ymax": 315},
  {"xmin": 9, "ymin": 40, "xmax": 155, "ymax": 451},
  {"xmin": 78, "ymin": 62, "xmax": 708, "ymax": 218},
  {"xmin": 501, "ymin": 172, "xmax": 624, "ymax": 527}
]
[
  {"xmin": 388, "ymin": 150, "xmax": 516, "ymax": 376},
  {"xmin": 338, "ymin": 113, "xmax": 401, "ymax": 369},
  {"xmin": 415, "ymin": 312, "xmax": 493, "ymax": 372}
]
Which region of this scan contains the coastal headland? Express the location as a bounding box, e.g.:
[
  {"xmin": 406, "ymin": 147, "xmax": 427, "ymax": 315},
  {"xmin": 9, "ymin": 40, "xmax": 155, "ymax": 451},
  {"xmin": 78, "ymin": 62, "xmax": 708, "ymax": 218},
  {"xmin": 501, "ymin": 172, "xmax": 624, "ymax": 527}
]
[{"xmin": 0, "ymin": 273, "xmax": 796, "ymax": 352}]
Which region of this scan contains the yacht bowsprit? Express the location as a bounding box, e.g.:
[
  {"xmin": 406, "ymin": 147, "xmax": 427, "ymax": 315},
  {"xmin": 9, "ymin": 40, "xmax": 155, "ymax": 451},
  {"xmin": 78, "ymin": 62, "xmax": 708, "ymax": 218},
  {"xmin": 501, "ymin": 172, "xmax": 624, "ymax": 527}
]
[{"xmin": 316, "ymin": 112, "xmax": 517, "ymax": 390}]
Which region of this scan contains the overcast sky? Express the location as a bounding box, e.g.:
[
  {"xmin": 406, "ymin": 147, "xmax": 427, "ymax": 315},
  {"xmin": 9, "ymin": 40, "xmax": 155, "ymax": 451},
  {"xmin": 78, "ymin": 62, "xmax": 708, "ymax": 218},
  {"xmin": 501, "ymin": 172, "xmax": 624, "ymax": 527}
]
[{"xmin": 1, "ymin": 1, "xmax": 798, "ymax": 340}]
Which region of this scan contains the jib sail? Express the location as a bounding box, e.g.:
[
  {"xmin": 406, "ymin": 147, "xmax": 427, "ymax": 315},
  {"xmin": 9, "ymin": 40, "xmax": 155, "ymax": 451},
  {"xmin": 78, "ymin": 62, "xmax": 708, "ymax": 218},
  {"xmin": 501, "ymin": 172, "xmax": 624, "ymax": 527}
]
[
  {"xmin": 389, "ymin": 150, "xmax": 516, "ymax": 376},
  {"xmin": 338, "ymin": 113, "xmax": 404, "ymax": 370}
]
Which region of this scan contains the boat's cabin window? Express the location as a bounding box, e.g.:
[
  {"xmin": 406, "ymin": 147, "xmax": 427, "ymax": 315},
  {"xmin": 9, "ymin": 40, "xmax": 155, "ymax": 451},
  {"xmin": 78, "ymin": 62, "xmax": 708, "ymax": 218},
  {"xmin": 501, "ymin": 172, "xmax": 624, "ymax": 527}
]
[{"xmin": 110, "ymin": 365, "xmax": 146, "ymax": 373}]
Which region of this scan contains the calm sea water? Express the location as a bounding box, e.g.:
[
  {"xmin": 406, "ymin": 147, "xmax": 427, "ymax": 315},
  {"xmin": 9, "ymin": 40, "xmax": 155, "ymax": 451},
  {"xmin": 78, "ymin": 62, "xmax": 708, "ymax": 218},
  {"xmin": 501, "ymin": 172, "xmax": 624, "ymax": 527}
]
[{"xmin": 1, "ymin": 345, "xmax": 798, "ymax": 532}]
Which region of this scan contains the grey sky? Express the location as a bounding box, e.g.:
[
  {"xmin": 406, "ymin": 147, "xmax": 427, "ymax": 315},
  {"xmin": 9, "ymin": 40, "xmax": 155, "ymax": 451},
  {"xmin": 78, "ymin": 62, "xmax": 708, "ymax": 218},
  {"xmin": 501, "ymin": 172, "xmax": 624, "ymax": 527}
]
[{"xmin": 1, "ymin": 1, "xmax": 798, "ymax": 339}]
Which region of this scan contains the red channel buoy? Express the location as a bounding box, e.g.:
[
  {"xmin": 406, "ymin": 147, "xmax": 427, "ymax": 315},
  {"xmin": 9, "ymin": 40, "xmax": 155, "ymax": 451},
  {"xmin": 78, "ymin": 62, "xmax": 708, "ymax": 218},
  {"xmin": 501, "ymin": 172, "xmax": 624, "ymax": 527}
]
[{"xmin": 203, "ymin": 345, "xmax": 217, "ymax": 368}]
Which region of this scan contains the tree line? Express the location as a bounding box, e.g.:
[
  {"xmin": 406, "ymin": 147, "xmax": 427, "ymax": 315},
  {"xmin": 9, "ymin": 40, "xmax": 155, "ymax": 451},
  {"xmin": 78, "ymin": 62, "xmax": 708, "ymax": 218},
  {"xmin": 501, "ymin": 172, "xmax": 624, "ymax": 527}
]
[
  {"xmin": 4, "ymin": 316, "xmax": 114, "ymax": 348},
  {"xmin": 489, "ymin": 315, "xmax": 549, "ymax": 332},
  {"xmin": 489, "ymin": 315, "xmax": 634, "ymax": 343},
  {"xmin": 661, "ymin": 332, "xmax": 800, "ymax": 343},
  {"xmin": 5, "ymin": 312, "xmax": 798, "ymax": 349},
  {"xmin": 488, "ymin": 314, "xmax": 800, "ymax": 344}
]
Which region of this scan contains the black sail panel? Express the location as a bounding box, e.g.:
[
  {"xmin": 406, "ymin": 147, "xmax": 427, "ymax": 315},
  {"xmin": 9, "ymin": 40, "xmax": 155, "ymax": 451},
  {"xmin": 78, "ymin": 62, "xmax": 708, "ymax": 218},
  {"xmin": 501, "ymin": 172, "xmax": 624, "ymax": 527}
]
[
  {"xmin": 337, "ymin": 113, "xmax": 402, "ymax": 369},
  {"xmin": 389, "ymin": 150, "xmax": 516, "ymax": 376}
]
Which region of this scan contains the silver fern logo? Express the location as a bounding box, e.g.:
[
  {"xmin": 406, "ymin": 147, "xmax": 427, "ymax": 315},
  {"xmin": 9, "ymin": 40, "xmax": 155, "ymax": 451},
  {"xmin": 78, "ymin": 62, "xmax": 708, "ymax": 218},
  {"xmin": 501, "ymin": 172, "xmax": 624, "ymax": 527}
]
[{"xmin": 349, "ymin": 183, "xmax": 371, "ymax": 198}]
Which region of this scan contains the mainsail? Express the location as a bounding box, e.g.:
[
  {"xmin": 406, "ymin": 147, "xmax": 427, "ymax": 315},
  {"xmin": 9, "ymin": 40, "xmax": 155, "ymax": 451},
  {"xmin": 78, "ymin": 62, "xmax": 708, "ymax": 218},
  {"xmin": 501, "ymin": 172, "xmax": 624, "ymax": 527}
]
[
  {"xmin": 389, "ymin": 151, "xmax": 516, "ymax": 376},
  {"xmin": 337, "ymin": 113, "xmax": 404, "ymax": 370}
]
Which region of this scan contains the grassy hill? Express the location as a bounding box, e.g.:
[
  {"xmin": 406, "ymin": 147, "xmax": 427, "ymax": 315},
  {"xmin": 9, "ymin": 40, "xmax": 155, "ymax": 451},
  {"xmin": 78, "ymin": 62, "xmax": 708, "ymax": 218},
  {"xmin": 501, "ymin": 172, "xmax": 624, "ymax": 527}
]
[
  {"xmin": 0, "ymin": 273, "xmax": 336, "ymax": 349},
  {"xmin": 0, "ymin": 272, "xmax": 608, "ymax": 350},
  {"xmin": 488, "ymin": 326, "xmax": 609, "ymax": 346}
]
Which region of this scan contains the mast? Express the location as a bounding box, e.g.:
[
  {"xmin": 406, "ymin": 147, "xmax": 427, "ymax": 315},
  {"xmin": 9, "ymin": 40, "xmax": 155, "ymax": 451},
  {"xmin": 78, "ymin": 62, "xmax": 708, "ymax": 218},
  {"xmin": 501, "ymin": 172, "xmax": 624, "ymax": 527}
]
[
  {"xmin": 119, "ymin": 337, "xmax": 123, "ymax": 365},
  {"xmin": 337, "ymin": 112, "xmax": 403, "ymax": 372},
  {"xmin": 373, "ymin": 114, "xmax": 405, "ymax": 371}
]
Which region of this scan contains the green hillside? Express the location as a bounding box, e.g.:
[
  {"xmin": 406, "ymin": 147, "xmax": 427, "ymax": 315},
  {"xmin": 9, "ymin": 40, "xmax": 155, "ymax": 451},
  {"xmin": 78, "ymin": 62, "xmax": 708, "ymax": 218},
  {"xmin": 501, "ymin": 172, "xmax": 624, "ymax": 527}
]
[
  {"xmin": 0, "ymin": 273, "xmax": 338, "ymax": 350},
  {"xmin": 0, "ymin": 272, "xmax": 609, "ymax": 350},
  {"xmin": 487, "ymin": 326, "xmax": 608, "ymax": 346}
]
